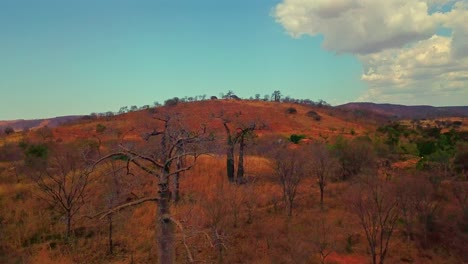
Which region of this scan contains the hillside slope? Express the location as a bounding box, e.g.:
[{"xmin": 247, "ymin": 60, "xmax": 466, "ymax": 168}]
[
  {"xmin": 52, "ymin": 100, "xmax": 371, "ymax": 143},
  {"xmin": 0, "ymin": 115, "xmax": 83, "ymax": 131}
]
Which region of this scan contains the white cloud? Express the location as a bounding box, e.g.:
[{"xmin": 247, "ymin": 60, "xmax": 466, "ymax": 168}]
[
  {"xmin": 358, "ymin": 35, "xmax": 468, "ymax": 105},
  {"xmin": 274, "ymin": 0, "xmax": 443, "ymax": 54},
  {"xmin": 274, "ymin": 0, "xmax": 468, "ymax": 105}
]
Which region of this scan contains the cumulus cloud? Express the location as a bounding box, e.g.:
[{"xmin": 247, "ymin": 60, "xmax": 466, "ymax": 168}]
[
  {"xmin": 358, "ymin": 35, "xmax": 468, "ymax": 105},
  {"xmin": 274, "ymin": 0, "xmax": 444, "ymax": 54},
  {"xmin": 274, "ymin": 0, "xmax": 468, "ymax": 105}
]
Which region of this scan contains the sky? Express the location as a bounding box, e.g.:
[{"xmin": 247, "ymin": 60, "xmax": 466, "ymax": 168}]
[{"xmin": 0, "ymin": 0, "xmax": 467, "ymax": 120}]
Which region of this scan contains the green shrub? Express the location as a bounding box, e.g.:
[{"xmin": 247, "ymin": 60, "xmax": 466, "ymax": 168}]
[
  {"xmin": 290, "ymin": 134, "xmax": 306, "ymax": 144},
  {"xmin": 95, "ymin": 124, "xmax": 106, "ymax": 133},
  {"xmin": 286, "ymin": 107, "xmax": 297, "ymax": 114},
  {"xmin": 307, "ymin": 110, "xmax": 321, "ymax": 121}
]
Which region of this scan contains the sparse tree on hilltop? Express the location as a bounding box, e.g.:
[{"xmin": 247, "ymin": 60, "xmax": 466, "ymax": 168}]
[{"xmin": 271, "ymin": 90, "xmax": 282, "ymax": 102}]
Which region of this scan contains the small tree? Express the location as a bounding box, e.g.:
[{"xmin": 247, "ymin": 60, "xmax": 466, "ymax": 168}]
[
  {"xmin": 311, "ymin": 216, "xmax": 336, "ymax": 264},
  {"xmin": 4, "ymin": 126, "xmax": 14, "ymax": 135},
  {"xmin": 271, "ymin": 90, "xmax": 282, "ymax": 102},
  {"xmin": 272, "ymin": 146, "xmax": 306, "ymax": 216},
  {"xmin": 24, "ymin": 141, "xmax": 96, "ymax": 239},
  {"xmin": 348, "ymin": 176, "xmax": 400, "ymax": 264},
  {"xmin": 309, "ymin": 143, "xmax": 337, "ymax": 210}
]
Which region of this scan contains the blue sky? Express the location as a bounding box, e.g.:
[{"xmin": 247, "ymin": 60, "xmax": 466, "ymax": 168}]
[{"xmin": 1, "ymin": 0, "xmax": 466, "ymax": 120}]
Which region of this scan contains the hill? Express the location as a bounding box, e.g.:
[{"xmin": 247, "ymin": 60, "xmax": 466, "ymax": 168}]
[
  {"xmin": 338, "ymin": 102, "xmax": 468, "ymax": 119},
  {"xmin": 50, "ymin": 100, "xmax": 370, "ymax": 143},
  {"xmin": 0, "ymin": 115, "xmax": 83, "ymax": 132},
  {"xmin": 1, "ymin": 99, "xmax": 467, "ymax": 264}
]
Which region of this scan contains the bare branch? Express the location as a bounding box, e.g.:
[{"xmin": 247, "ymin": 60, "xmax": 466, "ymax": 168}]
[
  {"xmin": 168, "ymin": 216, "xmax": 194, "ymax": 263},
  {"xmin": 90, "ymin": 197, "xmax": 160, "ymax": 220}
]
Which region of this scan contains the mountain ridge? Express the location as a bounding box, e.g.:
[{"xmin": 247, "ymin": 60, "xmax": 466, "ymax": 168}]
[{"xmin": 337, "ymin": 102, "xmax": 468, "ymax": 119}]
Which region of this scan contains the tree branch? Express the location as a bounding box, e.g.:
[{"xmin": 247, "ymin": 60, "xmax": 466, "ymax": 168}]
[
  {"xmin": 168, "ymin": 216, "xmax": 194, "ymax": 263},
  {"xmin": 89, "ymin": 197, "xmax": 159, "ymax": 220}
]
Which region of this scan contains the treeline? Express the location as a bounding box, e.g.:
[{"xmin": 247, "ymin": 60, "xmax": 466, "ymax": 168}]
[{"xmin": 81, "ymin": 90, "xmax": 330, "ymax": 120}]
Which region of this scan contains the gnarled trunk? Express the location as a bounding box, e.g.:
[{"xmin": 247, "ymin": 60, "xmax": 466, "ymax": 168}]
[
  {"xmin": 158, "ymin": 180, "xmax": 174, "ymax": 264},
  {"xmin": 226, "ymin": 141, "xmax": 235, "ymax": 183},
  {"xmin": 236, "ymin": 135, "xmax": 245, "ymax": 184}
]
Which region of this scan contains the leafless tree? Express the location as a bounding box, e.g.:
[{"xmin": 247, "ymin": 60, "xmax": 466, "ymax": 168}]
[
  {"xmin": 311, "ymin": 216, "xmax": 336, "ymax": 264},
  {"xmin": 94, "ymin": 113, "xmax": 209, "ymax": 264},
  {"xmin": 414, "ymin": 178, "xmax": 439, "ymax": 246},
  {"xmin": 309, "ymin": 143, "xmax": 337, "ymax": 210},
  {"xmin": 396, "ymin": 175, "xmax": 421, "ymax": 244},
  {"xmin": 348, "ymin": 176, "xmax": 400, "ymax": 264},
  {"xmin": 219, "ymin": 113, "xmax": 263, "ymax": 183},
  {"xmin": 25, "ymin": 141, "xmax": 96, "ymax": 239},
  {"xmin": 272, "ymin": 146, "xmax": 306, "ymax": 217}
]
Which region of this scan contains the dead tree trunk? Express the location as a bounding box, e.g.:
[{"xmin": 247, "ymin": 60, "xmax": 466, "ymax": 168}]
[
  {"xmin": 108, "ymin": 214, "xmax": 113, "ymax": 255},
  {"xmin": 224, "ymin": 122, "xmax": 236, "ymax": 182},
  {"xmin": 158, "ymin": 175, "xmax": 174, "ymax": 264},
  {"xmin": 66, "ymin": 210, "xmax": 72, "ymax": 239},
  {"xmin": 236, "ymin": 135, "xmax": 245, "ymax": 184}
]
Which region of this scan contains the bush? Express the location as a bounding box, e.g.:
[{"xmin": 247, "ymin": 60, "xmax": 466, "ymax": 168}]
[
  {"xmin": 164, "ymin": 97, "xmax": 180, "ymax": 107},
  {"xmin": 290, "ymin": 134, "xmax": 306, "ymax": 144},
  {"xmin": 286, "ymin": 107, "xmax": 297, "ymax": 114},
  {"xmin": 4, "ymin": 126, "xmax": 14, "ymax": 135},
  {"xmin": 95, "ymin": 124, "xmax": 106, "ymax": 133},
  {"xmin": 307, "ymin": 110, "xmax": 321, "ymax": 121}
]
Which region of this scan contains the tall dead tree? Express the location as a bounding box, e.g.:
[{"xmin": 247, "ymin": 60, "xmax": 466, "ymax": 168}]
[{"xmin": 95, "ymin": 114, "xmax": 208, "ymax": 264}]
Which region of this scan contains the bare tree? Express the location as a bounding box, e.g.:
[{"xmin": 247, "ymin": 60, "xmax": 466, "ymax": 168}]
[
  {"xmin": 235, "ymin": 122, "xmax": 261, "ymax": 184},
  {"xmin": 24, "ymin": 141, "xmax": 96, "ymax": 239},
  {"xmin": 349, "ymin": 176, "xmax": 400, "ymax": 264},
  {"xmin": 222, "ymin": 119, "xmax": 236, "ymax": 183},
  {"xmin": 94, "ymin": 113, "xmax": 209, "ymax": 264},
  {"xmin": 414, "ymin": 178, "xmax": 439, "ymax": 246},
  {"xmin": 219, "ymin": 113, "xmax": 263, "ymax": 183},
  {"xmin": 311, "ymin": 216, "xmax": 336, "ymax": 264},
  {"xmin": 396, "ymin": 175, "xmax": 421, "ymax": 244},
  {"xmin": 309, "ymin": 143, "xmax": 337, "ymax": 210},
  {"xmin": 272, "ymin": 146, "xmax": 306, "ymax": 216}
]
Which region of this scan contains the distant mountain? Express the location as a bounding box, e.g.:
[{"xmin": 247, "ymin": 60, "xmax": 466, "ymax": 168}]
[
  {"xmin": 337, "ymin": 103, "xmax": 468, "ymax": 119},
  {"xmin": 0, "ymin": 115, "xmax": 84, "ymax": 131}
]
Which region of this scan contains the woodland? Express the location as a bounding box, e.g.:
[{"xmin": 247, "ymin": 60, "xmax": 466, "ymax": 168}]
[{"xmin": 0, "ymin": 92, "xmax": 467, "ymax": 264}]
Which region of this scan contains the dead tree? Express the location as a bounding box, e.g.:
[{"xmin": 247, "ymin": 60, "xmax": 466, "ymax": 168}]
[
  {"xmin": 94, "ymin": 114, "xmax": 208, "ymax": 264},
  {"xmin": 349, "ymin": 176, "xmax": 400, "ymax": 264}
]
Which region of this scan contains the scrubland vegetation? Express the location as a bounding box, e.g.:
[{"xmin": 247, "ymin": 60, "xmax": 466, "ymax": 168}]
[{"xmin": 0, "ymin": 94, "xmax": 467, "ymax": 263}]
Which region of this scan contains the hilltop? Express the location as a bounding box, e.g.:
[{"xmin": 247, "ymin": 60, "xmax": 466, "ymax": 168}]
[{"xmin": 48, "ymin": 100, "xmax": 371, "ymax": 144}]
